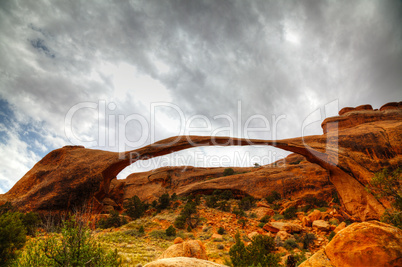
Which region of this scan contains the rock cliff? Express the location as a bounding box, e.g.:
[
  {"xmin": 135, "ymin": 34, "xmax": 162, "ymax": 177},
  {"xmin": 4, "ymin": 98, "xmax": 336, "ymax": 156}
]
[{"xmin": 0, "ymin": 102, "xmax": 400, "ymax": 221}]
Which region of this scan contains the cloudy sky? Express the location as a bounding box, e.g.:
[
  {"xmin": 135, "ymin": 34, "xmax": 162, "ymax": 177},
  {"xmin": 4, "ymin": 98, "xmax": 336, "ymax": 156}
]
[{"xmin": 0, "ymin": 0, "xmax": 401, "ymax": 193}]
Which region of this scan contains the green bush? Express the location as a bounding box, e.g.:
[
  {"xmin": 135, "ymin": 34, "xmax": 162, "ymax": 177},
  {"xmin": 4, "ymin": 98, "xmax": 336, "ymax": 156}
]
[
  {"xmin": 217, "ymin": 227, "xmax": 225, "ymax": 235},
  {"xmin": 139, "ymin": 225, "xmax": 145, "ymax": 234},
  {"xmin": 221, "ymin": 190, "xmax": 234, "ymax": 200},
  {"xmin": 166, "ymin": 225, "xmax": 176, "ymax": 237},
  {"xmin": 97, "ymin": 210, "xmax": 127, "ymax": 229},
  {"xmin": 284, "ymin": 238, "xmax": 298, "ymax": 250},
  {"xmin": 232, "ymin": 206, "xmax": 246, "ymax": 218},
  {"xmin": 124, "ymin": 195, "xmax": 148, "ymax": 219},
  {"xmin": 171, "ymin": 193, "xmax": 178, "ymax": 201},
  {"xmin": 239, "ymin": 196, "xmax": 256, "ymax": 211},
  {"xmin": 303, "ymin": 196, "xmax": 328, "ymax": 208},
  {"xmin": 205, "ymin": 195, "xmax": 219, "ymax": 208},
  {"xmin": 302, "ymin": 233, "xmax": 316, "ymax": 249},
  {"xmin": 229, "ymin": 233, "xmax": 280, "ymax": 267},
  {"xmin": 223, "ymin": 168, "xmax": 235, "ymax": 176},
  {"xmin": 283, "ymin": 206, "xmax": 298, "ymax": 219},
  {"xmin": 260, "ymin": 215, "xmax": 271, "ymax": 223},
  {"xmin": 21, "ymin": 212, "xmax": 41, "ymax": 236},
  {"xmin": 286, "ymin": 251, "xmax": 307, "ymax": 266},
  {"xmin": 273, "ymin": 214, "xmax": 284, "ymax": 220},
  {"xmin": 237, "ymin": 218, "xmax": 247, "ymax": 228},
  {"xmin": 14, "ymin": 215, "xmax": 120, "ymax": 266},
  {"xmin": 266, "ymin": 191, "xmax": 281, "ymax": 204},
  {"xmin": 0, "ymin": 212, "xmax": 27, "ymax": 265},
  {"xmin": 217, "ymin": 200, "xmax": 231, "ymax": 212},
  {"xmin": 258, "ymin": 222, "xmax": 265, "ymax": 228}
]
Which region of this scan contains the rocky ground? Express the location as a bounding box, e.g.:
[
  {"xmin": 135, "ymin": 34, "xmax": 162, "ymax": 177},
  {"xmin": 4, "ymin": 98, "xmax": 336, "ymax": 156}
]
[{"xmin": 89, "ymin": 194, "xmax": 355, "ymax": 266}]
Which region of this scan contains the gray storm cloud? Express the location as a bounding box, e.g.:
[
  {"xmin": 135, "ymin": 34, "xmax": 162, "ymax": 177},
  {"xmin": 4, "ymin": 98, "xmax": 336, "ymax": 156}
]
[{"xmin": 0, "ymin": 0, "xmax": 401, "ymax": 192}]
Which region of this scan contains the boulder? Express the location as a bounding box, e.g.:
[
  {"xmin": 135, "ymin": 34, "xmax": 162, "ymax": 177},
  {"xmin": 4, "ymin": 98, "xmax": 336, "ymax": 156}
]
[
  {"xmin": 299, "ymin": 249, "xmax": 334, "ymax": 267},
  {"xmin": 325, "ymin": 221, "xmax": 402, "ymax": 267},
  {"xmin": 276, "ymin": 230, "xmax": 291, "ymax": 241},
  {"xmin": 158, "ymin": 240, "xmax": 208, "ymax": 260},
  {"xmin": 144, "ymin": 257, "xmax": 227, "ymax": 267},
  {"xmin": 247, "ymin": 231, "xmax": 260, "ymax": 240},
  {"xmin": 312, "ymin": 220, "xmax": 331, "ymax": 231},
  {"xmin": 307, "ymin": 210, "xmax": 321, "ymax": 222},
  {"xmin": 173, "ymin": 237, "xmax": 183, "ymax": 244},
  {"xmin": 263, "ymin": 222, "xmax": 302, "ymax": 233}
]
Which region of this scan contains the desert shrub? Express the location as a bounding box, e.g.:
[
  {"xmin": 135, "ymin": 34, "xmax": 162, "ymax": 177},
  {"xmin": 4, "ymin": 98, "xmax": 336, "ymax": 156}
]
[
  {"xmin": 0, "ymin": 212, "xmax": 27, "ymax": 265},
  {"xmin": 221, "ymin": 190, "xmax": 234, "ymax": 200},
  {"xmin": 302, "ymin": 233, "xmax": 316, "ymax": 249},
  {"xmin": 273, "ymin": 214, "xmax": 284, "ymax": 220},
  {"xmin": 0, "ymin": 202, "xmax": 15, "ymax": 215},
  {"xmin": 205, "ymin": 195, "xmax": 219, "ymax": 208},
  {"xmin": 286, "ymin": 251, "xmax": 307, "ymax": 266},
  {"xmin": 258, "ymin": 222, "xmax": 265, "ymax": 228},
  {"xmin": 272, "ymin": 203, "xmax": 281, "ymax": 210},
  {"xmin": 152, "ymin": 200, "xmax": 158, "ymax": 208},
  {"xmin": 303, "ymin": 196, "xmax": 328, "ymax": 208},
  {"xmin": 283, "ymin": 206, "xmax": 298, "ymax": 219},
  {"xmin": 248, "ymin": 212, "xmax": 257, "ymax": 219},
  {"xmin": 232, "ymin": 206, "xmax": 246, "ymax": 218},
  {"xmin": 124, "ymin": 195, "xmax": 148, "ymax": 219},
  {"xmin": 229, "ymin": 233, "xmax": 280, "ymax": 267},
  {"xmin": 194, "ymin": 194, "xmax": 202, "ymax": 205},
  {"xmin": 301, "ymin": 204, "xmax": 312, "ymax": 213},
  {"xmin": 217, "ymin": 200, "xmax": 231, "ymax": 212},
  {"xmin": 165, "ymin": 225, "xmax": 176, "ymax": 237},
  {"xmin": 217, "ymin": 244, "xmax": 224, "ymax": 250},
  {"xmin": 97, "ymin": 210, "xmax": 126, "ymax": 229},
  {"xmin": 328, "ymin": 231, "xmax": 336, "ymax": 242},
  {"xmin": 174, "ymin": 200, "xmax": 199, "ymax": 230},
  {"xmin": 239, "ymin": 196, "xmax": 256, "ymax": 211},
  {"xmin": 157, "ymin": 193, "xmax": 170, "ymax": 211},
  {"xmin": 266, "ymin": 191, "xmax": 281, "ymax": 204},
  {"xmin": 284, "ymin": 238, "xmax": 298, "ymax": 250},
  {"xmin": 223, "ymin": 168, "xmax": 235, "ymax": 176},
  {"xmin": 139, "ymin": 225, "xmax": 145, "ymax": 234},
  {"xmin": 260, "ymin": 215, "xmax": 271, "ymax": 223},
  {"xmin": 21, "ymin": 212, "xmax": 41, "ymax": 236},
  {"xmin": 217, "ymin": 227, "xmax": 225, "ymax": 235},
  {"xmin": 237, "ymin": 218, "xmax": 247, "ymax": 228},
  {"xmin": 366, "ymin": 168, "xmax": 402, "ymax": 228},
  {"xmin": 14, "ymin": 215, "xmax": 120, "ymax": 266},
  {"xmin": 171, "ymin": 193, "xmax": 178, "ymax": 201}
]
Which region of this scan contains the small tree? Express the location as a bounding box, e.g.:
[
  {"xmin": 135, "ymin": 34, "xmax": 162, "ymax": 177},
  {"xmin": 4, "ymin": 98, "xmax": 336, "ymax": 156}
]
[
  {"xmin": 124, "ymin": 195, "xmax": 148, "ymax": 219},
  {"xmin": 157, "ymin": 193, "xmax": 170, "ymax": 211},
  {"xmin": 266, "ymin": 191, "xmax": 281, "ymax": 204},
  {"xmin": 229, "ymin": 233, "xmax": 280, "ymax": 267},
  {"xmin": 223, "ymin": 168, "xmax": 235, "ymax": 176},
  {"xmin": 166, "ymin": 225, "xmax": 176, "ymax": 237},
  {"xmin": 174, "ymin": 200, "xmax": 199, "ymax": 230}
]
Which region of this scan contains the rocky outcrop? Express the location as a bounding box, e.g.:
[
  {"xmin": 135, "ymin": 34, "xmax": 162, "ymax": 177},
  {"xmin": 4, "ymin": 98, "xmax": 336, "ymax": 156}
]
[
  {"xmin": 144, "ymin": 257, "xmax": 227, "ymax": 267},
  {"xmin": 0, "ymin": 102, "xmax": 400, "ymax": 221},
  {"xmin": 300, "ymin": 221, "xmax": 402, "ymax": 267}
]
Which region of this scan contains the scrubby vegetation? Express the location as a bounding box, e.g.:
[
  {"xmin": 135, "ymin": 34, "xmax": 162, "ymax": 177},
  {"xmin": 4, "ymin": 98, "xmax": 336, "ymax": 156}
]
[
  {"xmin": 97, "ymin": 210, "xmax": 127, "ymax": 229},
  {"xmin": 366, "ymin": 167, "xmax": 402, "ymax": 228},
  {"xmin": 229, "ymin": 232, "xmax": 280, "ymax": 267},
  {"xmin": 266, "ymin": 190, "xmax": 281, "ymax": 204}
]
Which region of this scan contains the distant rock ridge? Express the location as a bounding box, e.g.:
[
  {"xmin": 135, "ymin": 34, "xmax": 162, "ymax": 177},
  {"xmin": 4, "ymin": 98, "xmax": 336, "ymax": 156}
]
[{"xmin": 0, "ymin": 101, "xmax": 401, "ymax": 222}]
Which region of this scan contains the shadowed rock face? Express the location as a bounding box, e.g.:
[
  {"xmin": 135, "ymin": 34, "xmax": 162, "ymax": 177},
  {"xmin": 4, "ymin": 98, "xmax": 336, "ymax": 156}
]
[{"xmin": 0, "ymin": 102, "xmax": 401, "ymax": 221}]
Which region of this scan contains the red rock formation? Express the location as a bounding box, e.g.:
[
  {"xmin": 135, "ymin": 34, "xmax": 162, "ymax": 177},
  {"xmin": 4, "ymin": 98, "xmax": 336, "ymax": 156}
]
[{"xmin": 0, "ymin": 102, "xmax": 400, "ymax": 222}]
